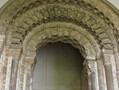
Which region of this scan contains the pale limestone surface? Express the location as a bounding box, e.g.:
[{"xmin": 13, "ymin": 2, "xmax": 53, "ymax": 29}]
[{"xmin": 0, "ymin": 0, "xmax": 119, "ymax": 90}]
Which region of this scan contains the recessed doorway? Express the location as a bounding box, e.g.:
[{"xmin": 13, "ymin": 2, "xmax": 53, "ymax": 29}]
[{"xmin": 32, "ymin": 42, "xmax": 84, "ymax": 90}]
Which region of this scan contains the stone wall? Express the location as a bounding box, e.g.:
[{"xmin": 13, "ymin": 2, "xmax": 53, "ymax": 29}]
[{"xmin": 0, "ymin": 0, "xmax": 119, "ymax": 90}]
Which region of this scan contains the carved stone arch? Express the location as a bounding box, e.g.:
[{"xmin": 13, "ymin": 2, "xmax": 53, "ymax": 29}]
[
  {"xmin": 17, "ymin": 22, "xmax": 100, "ymax": 90},
  {"xmin": 23, "ymin": 22, "xmax": 100, "ymax": 60},
  {"xmin": 15, "ymin": 21, "xmax": 100, "ymax": 90},
  {"xmin": 9, "ymin": 2, "xmax": 117, "ymax": 51},
  {"xmin": 0, "ymin": 0, "xmax": 119, "ymax": 90}
]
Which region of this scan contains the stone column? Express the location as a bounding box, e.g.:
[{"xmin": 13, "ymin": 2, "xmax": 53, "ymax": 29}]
[
  {"xmin": 86, "ymin": 60, "xmax": 99, "ymax": 90},
  {"xmin": 87, "ymin": 67, "xmax": 92, "ymax": 90},
  {"xmin": 25, "ymin": 66, "xmax": 34, "ymax": 90},
  {"xmin": 0, "ymin": 34, "xmax": 5, "ymax": 55},
  {"xmin": 0, "ymin": 47, "xmax": 9, "ymax": 90},
  {"xmin": 114, "ymin": 52, "xmax": 119, "ymax": 86},
  {"xmin": 25, "ymin": 57, "xmax": 36, "ymax": 90},
  {"xmin": 16, "ymin": 51, "xmax": 36, "ymax": 90},
  {"xmin": 81, "ymin": 65, "xmax": 90, "ymax": 90},
  {"xmin": 0, "ymin": 47, "xmax": 21, "ymax": 90},
  {"xmin": 5, "ymin": 56, "xmax": 13, "ymax": 90},
  {"xmin": 0, "ymin": 47, "xmax": 6, "ymax": 90},
  {"xmin": 16, "ymin": 62, "xmax": 26, "ymax": 90},
  {"xmin": 97, "ymin": 60, "xmax": 105, "ymax": 90},
  {"xmin": 104, "ymin": 63, "xmax": 114, "ymax": 90},
  {"xmin": 0, "ymin": 34, "xmax": 5, "ymax": 80},
  {"xmin": 8, "ymin": 49, "xmax": 21, "ymax": 90},
  {"xmin": 103, "ymin": 49, "xmax": 119, "ymax": 90},
  {"xmin": 23, "ymin": 67, "xmax": 29, "ymax": 90}
]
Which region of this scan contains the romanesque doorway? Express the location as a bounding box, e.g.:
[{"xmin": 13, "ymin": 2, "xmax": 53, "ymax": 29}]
[
  {"xmin": 32, "ymin": 42, "xmax": 84, "ymax": 90},
  {"xmin": 0, "ymin": 0, "xmax": 119, "ymax": 90}
]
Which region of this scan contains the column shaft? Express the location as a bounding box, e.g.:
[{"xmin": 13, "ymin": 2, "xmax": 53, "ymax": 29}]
[
  {"xmin": 87, "ymin": 72, "xmax": 92, "ymax": 90},
  {"xmin": 104, "ymin": 64, "xmax": 114, "ymax": 90},
  {"xmin": 114, "ymin": 53, "xmax": 119, "ymax": 86},
  {"xmin": 97, "ymin": 60, "xmax": 105, "ymax": 90},
  {"xmin": 10, "ymin": 60, "xmax": 18, "ymax": 90},
  {"xmin": 86, "ymin": 60, "xmax": 99, "ymax": 90}
]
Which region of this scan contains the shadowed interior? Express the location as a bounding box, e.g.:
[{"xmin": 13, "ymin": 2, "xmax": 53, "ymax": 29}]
[{"xmin": 33, "ymin": 42, "xmax": 84, "ymax": 90}]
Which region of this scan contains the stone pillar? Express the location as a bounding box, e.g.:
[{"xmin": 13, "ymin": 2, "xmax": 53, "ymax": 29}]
[
  {"xmin": 0, "ymin": 34, "xmax": 5, "ymax": 89},
  {"xmin": 0, "ymin": 47, "xmax": 21, "ymax": 90},
  {"xmin": 16, "ymin": 51, "xmax": 36, "ymax": 90},
  {"xmin": 103, "ymin": 49, "xmax": 119, "ymax": 90},
  {"xmin": 86, "ymin": 60, "xmax": 99, "ymax": 90},
  {"xmin": 0, "ymin": 34, "xmax": 5, "ymax": 80},
  {"xmin": 97, "ymin": 60, "xmax": 105, "ymax": 90},
  {"xmin": 0, "ymin": 47, "xmax": 9, "ymax": 90},
  {"xmin": 23, "ymin": 67, "xmax": 28, "ymax": 90},
  {"xmin": 5, "ymin": 56, "xmax": 13, "ymax": 90},
  {"xmin": 1, "ymin": 48, "xmax": 19, "ymax": 90},
  {"xmin": 17, "ymin": 62, "xmax": 26, "ymax": 90},
  {"xmin": 114, "ymin": 52, "xmax": 119, "ymax": 86},
  {"xmin": 104, "ymin": 63, "xmax": 114, "ymax": 90},
  {"xmin": 0, "ymin": 34, "xmax": 5, "ymax": 55},
  {"xmin": 87, "ymin": 68, "xmax": 92, "ymax": 90},
  {"xmin": 8, "ymin": 49, "xmax": 21, "ymax": 90},
  {"xmin": 0, "ymin": 47, "xmax": 6, "ymax": 90},
  {"xmin": 25, "ymin": 66, "xmax": 34, "ymax": 90},
  {"xmin": 24, "ymin": 57, "xmax": 35, "ymax": 90},
  {"xmin": 81, "ymin": 65, "xmax": 90, "ymax": 90},
  {"xmin": 9, "ymin": 59, "xmax": 19, "ymax": 90}
]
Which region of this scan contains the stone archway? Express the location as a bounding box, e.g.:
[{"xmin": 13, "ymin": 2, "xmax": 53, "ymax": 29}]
[
  {"xmin": 0, "ymin": 0, "xmax": 119, "ymax": 90},
  {"xmin": 16, "ymin": 22, "xmax": 100, "ymax": 90},
  {"xmin": 32, "ymin": 42, "xmax": 84, "ymax": 90}
]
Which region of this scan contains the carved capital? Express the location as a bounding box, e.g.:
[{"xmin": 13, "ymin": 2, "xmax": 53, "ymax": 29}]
[
  {"xmin": 8, "ymin": 48, "xmax": 21, "ymax": 60},
  {"xmin": 102, "ymin": 49, "xmax": 115, "ymax": 65},
  {"xmin": 84, "ymin": 60, "xmax": 97, "ymax": 73}
]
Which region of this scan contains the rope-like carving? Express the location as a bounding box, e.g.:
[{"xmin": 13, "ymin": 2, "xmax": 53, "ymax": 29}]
[
  {"xmin": 25, "ymin": 26, "xmax": 95, "ymax": 59},
  {"xmin": 12, "ymin": 5, "xmax": 114, "ymax": 48},
  {"xmin": 23, "ymin": 22, "xmax": 100, "ymax": 59},
  {"xmin": 9, "ymin": 0, "xmax": 117, "ymax": 51}
]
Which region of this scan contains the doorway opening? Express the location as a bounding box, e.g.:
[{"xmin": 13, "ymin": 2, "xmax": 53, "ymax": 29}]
[{"xmin": 32, "ymin": 42, "xmax": 84, "ymax": 90}]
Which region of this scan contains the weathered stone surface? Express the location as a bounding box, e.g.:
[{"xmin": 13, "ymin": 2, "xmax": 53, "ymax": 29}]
[{"xmin": 0, "ymin": 0, "xmax": 119, "ymax": 90}]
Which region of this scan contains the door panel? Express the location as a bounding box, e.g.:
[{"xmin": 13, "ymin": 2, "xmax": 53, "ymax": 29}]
[{"xmin": 33, "ymin": 42, "xmax": 84, "ymax": 90}]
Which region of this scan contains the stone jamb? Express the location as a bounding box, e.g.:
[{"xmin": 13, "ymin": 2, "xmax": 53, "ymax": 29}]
[
  {"xmin": 5, "ymin": 56, "xmax": 13, "ymax": 90},
  {"xmin": 0, "ymin": 47, "xmax": 9, "ymax": 90},
  {"xmin": 88, "ymin": 60, "xmax": 99, "ymax": 90},
  {"xmin": 97, "ymin": 59, "xmax": 105, "ymax": 90},
  {"xmin": 0, "ymin": 0, "xmax": 118, "ymax": 90},
  {"xmin": 114, "ymin": 52, "xmax": 119, "ymax": 86},
  {"xmin": 84, "ymin": 59, "xmax": 99, "ymax": 90},
  {"xmin": 16, "ymin": 50, "xmax": 36, "ymax": 90},
  {"xmin": 102, "ymin": 49, "xmax": 119, "ymax": 90},
  {"xmin": 6, "ymin": 48, "xmax": 21, "ymax": 90}
]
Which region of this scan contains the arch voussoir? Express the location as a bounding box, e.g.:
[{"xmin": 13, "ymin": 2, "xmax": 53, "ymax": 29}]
[
  {"xmin": 0, "ymin": 0, "xmax": 119, "ymax": 90},
  {"xmin": 23, "ymin": 22, "xmax": 100, "ymax": 60},
  {"xmin": 9, "ymin": 3, "xmax": 117, "ymax": 51}
]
